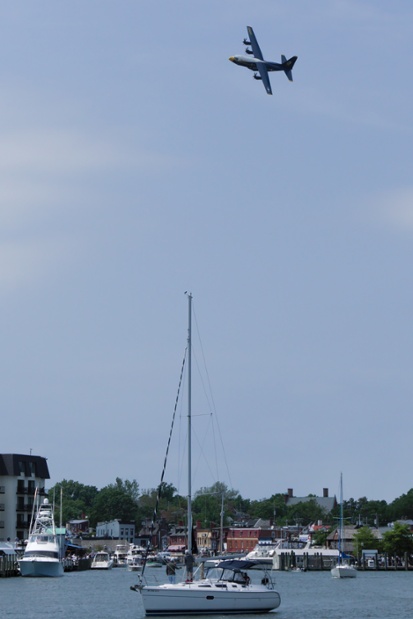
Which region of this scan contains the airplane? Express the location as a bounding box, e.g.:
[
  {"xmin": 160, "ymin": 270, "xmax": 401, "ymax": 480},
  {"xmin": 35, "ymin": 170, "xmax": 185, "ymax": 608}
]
[{"xmin": 229, "ymin": 26, "xmax": 297, "ymax": 95}]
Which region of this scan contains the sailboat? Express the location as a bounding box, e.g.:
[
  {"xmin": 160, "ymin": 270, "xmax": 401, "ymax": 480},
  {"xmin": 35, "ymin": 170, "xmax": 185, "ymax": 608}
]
[
  {"xmin": 137, "ymin": 294, "xmax": 281, "ymax": 615},
  {"xmin": 18, "ymin": 490, "xmax": 64, "ymax": 577},
  {"xmin": 331, "ymin": 473, "xmax": 357, "ymax": 579}
]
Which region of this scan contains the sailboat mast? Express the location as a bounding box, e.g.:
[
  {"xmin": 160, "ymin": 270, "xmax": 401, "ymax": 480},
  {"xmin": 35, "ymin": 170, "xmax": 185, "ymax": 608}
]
[
  {"xmin": 339, "ymin": 472, "xmax": 343, "ymax": 563},
  {"xmin": 187, "ymin": 292, "xmax": 193, "ymax": 554}
]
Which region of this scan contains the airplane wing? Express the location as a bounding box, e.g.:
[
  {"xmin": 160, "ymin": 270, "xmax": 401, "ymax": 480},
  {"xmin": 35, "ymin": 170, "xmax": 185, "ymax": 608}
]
[
  {"xmin": 256, "ymin": 62, "xmax": 272, "ymax": 95},
  {"xmin": 246, "ymin": 26, "xmax": 263, "ymax": 60}
]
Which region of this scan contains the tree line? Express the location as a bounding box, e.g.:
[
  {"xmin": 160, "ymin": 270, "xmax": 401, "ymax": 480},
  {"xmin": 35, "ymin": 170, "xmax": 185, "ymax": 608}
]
[{"xmin": 47, "ymin": 479, "xmax": 413, "ymax": 533}]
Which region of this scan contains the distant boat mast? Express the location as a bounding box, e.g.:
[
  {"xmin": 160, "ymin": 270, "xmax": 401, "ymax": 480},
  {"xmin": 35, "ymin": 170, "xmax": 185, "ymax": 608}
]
[{"xmin": 186, "ymin": 292, "xmax": 193, "ymax": 555}]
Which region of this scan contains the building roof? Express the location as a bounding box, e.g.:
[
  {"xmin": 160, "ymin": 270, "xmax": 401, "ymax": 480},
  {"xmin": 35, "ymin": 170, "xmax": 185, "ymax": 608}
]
[
  {"xmin": 286, "ymin": 496, "xmax": 336, "ymax": 513},
  {"xmin": 0, "ymin": 454, "xmax": 50, "ymax": 478}
]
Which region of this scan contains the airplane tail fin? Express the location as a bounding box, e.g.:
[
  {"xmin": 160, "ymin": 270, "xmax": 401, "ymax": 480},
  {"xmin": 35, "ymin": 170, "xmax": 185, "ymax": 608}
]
[{"xmin": 281, "ymin": 55, "xmax": 297, "ymax": 81}]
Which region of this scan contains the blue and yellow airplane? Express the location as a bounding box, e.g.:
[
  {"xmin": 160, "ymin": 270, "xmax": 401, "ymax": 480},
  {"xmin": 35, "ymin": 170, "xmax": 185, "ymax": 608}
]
[{"xmin": 229, "ymin": 26, "xmax": 297, "ymax": 95}]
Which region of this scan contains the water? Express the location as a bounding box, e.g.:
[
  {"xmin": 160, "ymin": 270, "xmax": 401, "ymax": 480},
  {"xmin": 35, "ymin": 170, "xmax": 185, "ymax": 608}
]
[{"xmin": 1, "ymin": 567, "xmax": 413, "ymax": 619}]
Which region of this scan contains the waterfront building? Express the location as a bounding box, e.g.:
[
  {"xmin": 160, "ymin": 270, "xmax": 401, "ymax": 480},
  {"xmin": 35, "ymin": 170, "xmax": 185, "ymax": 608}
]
[
  {"xmin": 226, "ymin": 519, "xmax": 277, "ymax": 554},
  {"xmin": 96, "ymin": 519, "xmax": 135, "ymax": 542},
  {"xmin": 0, "ymin": 453, "xmax": 50, "ymax": 542},
  {"xmin": 284, "ymin": 487, "xmax": 337, "ymax": 512}
]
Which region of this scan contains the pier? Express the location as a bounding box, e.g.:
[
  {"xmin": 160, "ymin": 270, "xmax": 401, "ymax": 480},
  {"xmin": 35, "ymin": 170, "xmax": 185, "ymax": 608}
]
[{"xmin": 0, "ymin": 555, "xmax": 19, "ymax": 577}]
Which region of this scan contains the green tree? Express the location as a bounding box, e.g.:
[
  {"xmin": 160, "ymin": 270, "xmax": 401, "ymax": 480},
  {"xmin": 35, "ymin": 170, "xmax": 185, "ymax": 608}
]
[
  {"xmin": 192, "ymin": 482, "xmax": 240, "ymax": 528},
  {"xmin": 382, "ymin": 522, "xmax": 413, "ymax": 557},
  {"xmin": 249, "ymin": 494, "xmax": 287, "ymax": 521},
  {"xmin": 388, "ymin": 489, "xmax": 413, "ymax": 521},
  {"xmin": 89, "ymin": 478, "xmax": 139, "ymax": 527},
  {"xmin": 352, "ymin": 526, "xmax": 382, "ymax": 558},
  {"xmin": 285, "ymin": 498, "xmax": 327, "ymax": 526},
  {"xmin": 48, "ymin": 479, "xmax": 98, "ymax": 526}
]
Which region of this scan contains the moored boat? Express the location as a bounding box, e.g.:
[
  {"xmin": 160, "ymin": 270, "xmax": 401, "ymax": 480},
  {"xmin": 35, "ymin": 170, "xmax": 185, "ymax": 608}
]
[
  {"xmin": 113, "ymin": 544, "xmax": 128, "ymax": 567},
  {"xmin": 331, "ymin": 474, "xmax": 357, "ymax": 579},
  {"xmin": 135, "ymin": 294, "xmax": 281, "ymax": 615},
  {"xmin": 18, "ymin": 493, "xmax": 64, "ymax": 578},
  {"xmin": 91, "ymin": 550, "xmax": 114, "ymax": 570}
]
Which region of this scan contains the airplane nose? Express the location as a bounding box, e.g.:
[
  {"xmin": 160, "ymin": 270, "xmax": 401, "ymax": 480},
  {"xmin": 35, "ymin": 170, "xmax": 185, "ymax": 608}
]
[{"xmin": 229, "ymin": 56, "xmax": 235, "ymax": 62}]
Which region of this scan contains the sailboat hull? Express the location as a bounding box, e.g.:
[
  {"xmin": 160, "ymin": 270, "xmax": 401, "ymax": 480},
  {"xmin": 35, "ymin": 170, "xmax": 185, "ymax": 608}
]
[
  {"xmin": 141, "ymin": 582, "xmax": 281, "ymax": 615},
  {"xmin": 331, "ymin": 564, "xmax": 357, "ymax": 579}
]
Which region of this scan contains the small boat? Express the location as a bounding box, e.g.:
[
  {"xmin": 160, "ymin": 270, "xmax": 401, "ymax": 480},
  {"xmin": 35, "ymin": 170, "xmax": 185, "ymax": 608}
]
[
  {"xmin": 136, "ymin": 294, "xmax": 281, "ymax": 615},
  {"xmin": 91, "ymin": 551, "xmax": 114, "ymax": 570},
  {"xmin": 331, "ymin": 474, "xmax": 357, "ymax": 579},
  {"xmin": 244, "ymin": 541, "xmax": 278, "ymax": 567},
  {"xmin": 127, "ymin": 544, "xmax": 145, "ymax": 571},
  {"xmin": 18, "ymin": 493, "xmax": 64, "ymax": 578},
  {"xmin": 113, "ymin": 544, "xmax": 129, "ymax": 567}
]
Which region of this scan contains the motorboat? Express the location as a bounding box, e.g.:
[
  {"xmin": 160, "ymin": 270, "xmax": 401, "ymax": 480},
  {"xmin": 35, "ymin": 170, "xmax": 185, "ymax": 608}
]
[
  {"xmin": 18, "ymin": 493, "xmax": 64, "ymax": 577},
  {"xmin": 331, "ymin": 474, "xmax": 357, "ymax": 579},
  {"xmin": 91, "ymin": 550, "xmax": 114, "ymax": 570},
  {"xmin": 113, "ymin": 544, "xmax": 129, "ymax": 567},
  {"xmin": 244, "ymin": 541, "xmax": 278, "ymax": 567},
  {"xmin": 127, "ymin": 545, "xmax": 146, "ymax": 571},
  {"xmin": 135, "ymin": 294, "xmax": 281, "ymax": 615},
  {"xmin": 271, "ymin": 538, "xmax": 339, "ymax": 570}
]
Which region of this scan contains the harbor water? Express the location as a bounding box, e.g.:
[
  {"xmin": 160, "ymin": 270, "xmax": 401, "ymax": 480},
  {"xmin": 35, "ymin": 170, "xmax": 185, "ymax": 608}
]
[{"xmin": 1, "ymin": 566, "xmax": 413, "ymax": 619}]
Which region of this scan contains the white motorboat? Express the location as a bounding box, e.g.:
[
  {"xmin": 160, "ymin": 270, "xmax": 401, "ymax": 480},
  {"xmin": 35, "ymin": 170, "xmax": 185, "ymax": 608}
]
[
  {"xmin": 127, "ymin": 545, "xmax": 145, "ymax": 571},
  {"xmin": 91, "ymin": 550, "xmax": 114, "ymax": 570},
  {"xmin": 136, "ymin": 294, "xmax": 281, "ymax": 615},
  {"xmin": 245, "ymin": 541, "xmax": 278, "ymax": 567},
  {"xmin": 331, "ymin": 474, "xmax": 357, "ymax": 579},
  {"xmin": 271, "ymin": 538, "xmax": 339, "ymax": 570},
  {"xmin": 113, "ymin": 544, "xmax": 129, "ymax": 567},
  {"xmin": 18, "ymin": 493, "xmax": 64, "ymax": 577}
]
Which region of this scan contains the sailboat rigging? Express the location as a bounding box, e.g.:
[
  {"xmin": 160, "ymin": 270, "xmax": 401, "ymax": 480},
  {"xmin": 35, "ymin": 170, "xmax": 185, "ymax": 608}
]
[{"xmin": 133, "ymin": 293, "xmax": 281, "ymax": 615}]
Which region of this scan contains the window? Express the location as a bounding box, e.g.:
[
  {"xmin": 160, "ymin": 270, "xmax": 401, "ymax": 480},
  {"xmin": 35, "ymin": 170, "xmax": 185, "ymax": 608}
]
[{"xmin": 0, "ymin": 486, "xmax": 5, "ymax": 494}]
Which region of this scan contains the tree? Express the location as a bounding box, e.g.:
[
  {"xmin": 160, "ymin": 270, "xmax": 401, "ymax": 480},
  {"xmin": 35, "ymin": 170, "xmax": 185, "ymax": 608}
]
[
  {"xmin": 47, "ymin": 479, "xmax": 99, "ymax": 526},
  {"xmin": 89, "ymin": 478, "xmax": 140, "ymax": 527},
  {"xmin": 249, "ymin": 494, "xmax": 287, "ymax": 521},
  {"xmin": 388, "ymin": 489, "xmax": 413, "ymax": 521},
  {"xmin": 382, "ymin": 522, "xmax": 413, "ymax": 558},
  {"xmin": 285, "ymin": 498, "xmax": 327, "ymax": 526},
  {"xmin": 352, "ymin": 526, "xmax": 382, "ymax": 558},
  {"xmin": 192, "ymin": 482, "xmax": 240, "ymax": 528}
]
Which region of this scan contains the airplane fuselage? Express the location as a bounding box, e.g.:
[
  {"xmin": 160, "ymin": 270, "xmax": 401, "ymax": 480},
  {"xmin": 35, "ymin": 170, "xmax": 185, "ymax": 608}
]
[{"xmin": 229, "ymin": 55, "xmax": 286, "ymax": 73}]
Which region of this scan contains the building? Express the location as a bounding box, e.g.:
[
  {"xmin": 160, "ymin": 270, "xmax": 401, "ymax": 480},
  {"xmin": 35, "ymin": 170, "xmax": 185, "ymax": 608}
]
[
  {"xmin": 226, "ymin": 519, "xmax": 277, "ymax": 554},
  {"xmin": 0, "ymin": 453, "xmax": 50, "ymax": 542},
  {"xmin": 284, "ymin": 487, "xmax": 337, "ymax": 513},
  {"xmin": 136, "ymin": 518, "xmax": 167, "ymax": 550},
  {"xmin": 66, "ymin": 519, "xmax": 90, "ymax": 536},
  {"xmin": 96, "ymin": 519, "xmax": 135, "ymax": 542}
]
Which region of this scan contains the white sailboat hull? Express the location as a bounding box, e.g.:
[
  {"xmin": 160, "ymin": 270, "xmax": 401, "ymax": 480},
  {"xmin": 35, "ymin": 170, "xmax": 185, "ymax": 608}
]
[
  {"xmin": 141, "ymin": 581, "xmax": 281, "ymax": 616},
  {"xmin": 19, "ymin": 557, "xmax": 64, "ymax": 577},
  {"xmin": 331, "ymin": 564, "xmax": 357, "ymax": 578}
]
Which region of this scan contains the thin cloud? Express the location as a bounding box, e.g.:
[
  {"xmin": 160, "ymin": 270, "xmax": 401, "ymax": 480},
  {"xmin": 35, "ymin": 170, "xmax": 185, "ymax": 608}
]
[{"xmin": 368, "ymin": 187, "xmax": 413, "ymax": 232}]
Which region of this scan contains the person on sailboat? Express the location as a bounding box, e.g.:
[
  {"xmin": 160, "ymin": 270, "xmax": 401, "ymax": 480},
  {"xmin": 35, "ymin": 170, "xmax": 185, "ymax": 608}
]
[
  {"xmin": 184, "ymin": 551, "xmax": 194, "ymax": 582},
  {"xmin": 166, "ymin": 560, "xmax": 177, "ymax": 584}
]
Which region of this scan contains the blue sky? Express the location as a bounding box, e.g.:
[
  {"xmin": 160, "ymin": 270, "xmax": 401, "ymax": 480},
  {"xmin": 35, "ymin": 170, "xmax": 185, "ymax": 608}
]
[{"xmin": 1, "ymin": 1, "xmax": 413, "ymax": 506}]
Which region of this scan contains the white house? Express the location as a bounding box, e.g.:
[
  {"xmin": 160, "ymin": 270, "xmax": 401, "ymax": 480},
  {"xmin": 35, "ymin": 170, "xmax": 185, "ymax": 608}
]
[
  {"xmin": 0, "ymin": 453, "xmax": 50, "ymax": 542},
  {"xmin": 96, "ymin": 519, "xmax": 135, "ymax": 542}
]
